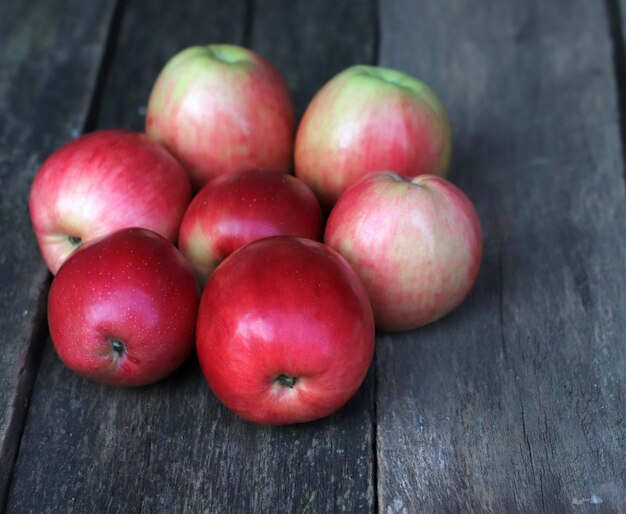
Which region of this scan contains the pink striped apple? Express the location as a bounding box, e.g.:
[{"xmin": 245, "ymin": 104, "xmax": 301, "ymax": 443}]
[
  {"xmin": 325, "ymin": 172, "xmax": 482, "ymax": 331},
  {"xmin": 295, "ymin": 65, "xmax": 451, "ymax": 209},
  {"xmin": 146, "ymin": 44, "xmax": 295, "ymax": 190},
  {"xmin": 29, "ymin": 130, "xmax": 191, "ymax": 274}
]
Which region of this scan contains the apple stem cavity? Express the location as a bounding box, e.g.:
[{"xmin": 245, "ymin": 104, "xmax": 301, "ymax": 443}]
[
  {"xmin": 68, "ymin": 235, "xmax": 82, "ymax": 247},
  {"xmin": 207, "ymin": 46, "xmax": 239, "ymax": 65},
  {"xmin": 276, "ymin": 374, "xmax": 297, "ymax": 388},
  {"xmin": 109, "ymin": 338, "xmax": 126, "ymax": 356}
]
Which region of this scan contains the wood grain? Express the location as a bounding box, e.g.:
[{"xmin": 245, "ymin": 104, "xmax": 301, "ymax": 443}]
[
  {"xmin": 95, "ymin": 0, "xmax": 249, "ymax": 131},
  {"xmin": 249, "ymin": 0, "xmax": 377, "ymax": 116},
  {"xmin": 376, "ymin": 0, "xmax": 626, "ymax": 512},
  {"xmin": 6, "ymin": 1, "xmax": 624, "ymax": 511},
  {"xmin": 0, "ymin": 0, "xmax": 117, "ymax": 507},
  {"xmin": 6, "ymin": 1, "xmax": 378, "ymax": 512}
]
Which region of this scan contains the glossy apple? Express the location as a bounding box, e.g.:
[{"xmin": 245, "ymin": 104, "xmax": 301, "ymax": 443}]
[
  {"xmin": 295, "ymin": 65, "xmax": 451, "ymax": 208},
  {"xmin": 178, "ymin": 170, "xmax": 323, "ymax": 284},
  {"xmin": 325, "ymin": 172, "xmax": 482, "ymax": 331},
  {"xmin": 196, "ymin": 236, "xmax": 375, "ymax": 425},
  {"xmin": 48, "ymin": 228, "xmax": 200, "ymax": 386},
  {"xmin": 146, "ymin": 44, "xmax": 295, "ymax": 189},
  {"xmin": 29, "ymin": 130, "xmax": 191, "ymax": 274}
]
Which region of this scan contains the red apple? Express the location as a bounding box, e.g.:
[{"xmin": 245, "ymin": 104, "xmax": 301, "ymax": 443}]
[
  {"xmin": 295, "ymin": 65, "xmax": 451, "ymax": 208},
  {"xmin": 48, "ymin": 228, "xmax": 200, "ymax": 386},
  {"xmin": 178, "ymin": 170, "xmax": 323, "ymax": 284},
  {"xmin": 196, "ymin": 236, "xmax": 375, "ymax": 425},
  {"xmin": 29, "ymin": 129, "xmax": 191, "ymax": 274},
  {"xmin": 146, "ymin": 44, "xmax": 295, "ymax": 189},
  {"xmin": 325, "ymin": 172, "xmax": 482, "ymax": 331}
]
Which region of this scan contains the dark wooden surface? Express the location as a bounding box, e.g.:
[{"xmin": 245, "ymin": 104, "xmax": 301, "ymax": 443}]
[
  {"xmin": 0, "ymin": 0, "xmax": 118, "ymax": 506},
  {"xmin": 0, "ymin": 1, "xmax": 624, "ymax": 513},
  {"xmin": 377, "ymin": 0, "xmax": 626, "ymax": 512}
]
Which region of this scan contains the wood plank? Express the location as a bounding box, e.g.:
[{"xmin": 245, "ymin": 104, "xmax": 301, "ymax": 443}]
[
  {"xmin": 376, "ymin": 0, "xmax": 626, "ymax": 512},
  {"xmin": 249, "ymin": 0, "xmax": 377, "ymax": 116},
  {"xmin": 612, "ymin": 0, "xmax": 626, "ymax": 158},
  {"xmin": 95, "ymin": 1, "xmax": 248, "ymax": 131},
  {"xmin": 0, "ymin": 0, "xmax": 118, "ymax": 507},
  {"xmin": 7, "ymin": 1, "xmax": 378, "ymax": 512}
]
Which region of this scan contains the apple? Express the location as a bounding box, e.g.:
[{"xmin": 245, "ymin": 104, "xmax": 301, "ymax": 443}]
[
  {"xmin": 146, "ymin": 44, "xmax": 295, "ymax": 190},
  {"xmin": 295, "ymin": 65, "xmax": 451, "ymax": 208},
  {"xmin": 196, "ymin": 236, "xmax": 375, "ymax": 425},
  {"xmin": 48, "ymin": 228, "xmax": 200, "ymax": 386},
  {"xmin": 325, "ymin": 172, "xmax": 482, "ymax": 331},
  {"xmin": 29, "ymin": 129, "xmax": 191, "ymax": 274},
  {"xmin": 178, "ymin": 170, "xmax": 323, "ymax": 284}
]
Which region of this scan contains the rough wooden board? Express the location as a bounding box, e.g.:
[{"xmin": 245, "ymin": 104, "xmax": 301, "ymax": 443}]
[
  {"xmin": 8, "ymin": 350, "xmax": 374, "ymax": 513},
  {"xmin": 95, "ymin": 0, "xmax": 249, "ymax": 131},
  {"xmin": 0, "ymin": 0, "xmax": 118, "ymax": 506},
  {"xmin": 612, "ymin": 0, "xmax": 626, "ymax": 164},
  {"xmin": 376, "ymin": 0, "xmax": 626, "ymax": 512},
  {"xmin": 249, "ymin": 0, "xmax": 377, "ymax": 116},
  {"xmin": 7, "ymin": 1, "xmax": 377, "ymax": 512}
]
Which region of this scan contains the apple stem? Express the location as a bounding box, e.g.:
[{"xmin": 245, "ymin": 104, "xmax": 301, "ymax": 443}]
[
  {"xmin": 276, "ymin": 374, "xmax": 297, "ymax": 388},
  {"xmin": 109, "ymin": 338, "xmax": 126, "ymax": 355}
]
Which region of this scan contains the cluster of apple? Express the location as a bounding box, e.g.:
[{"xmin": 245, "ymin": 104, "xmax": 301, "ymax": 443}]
[{"xmin": 29, "ymin": 44, "xmax": 482, "ymax": 425}]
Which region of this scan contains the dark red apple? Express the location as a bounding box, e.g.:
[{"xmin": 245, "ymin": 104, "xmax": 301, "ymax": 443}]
[
  {"xmin": 196, "ymin": 236, "xmax": 375, "ymax": 424},
  {"xmin": 48, "ymin": 228, "xmax": 199, "ymax": 386},
  {"xmin": 178, "ymin": 170, "xmax": 323, "ymax": 284}
]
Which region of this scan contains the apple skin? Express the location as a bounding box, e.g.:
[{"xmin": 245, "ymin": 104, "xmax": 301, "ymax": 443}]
[
  {"xmin": 196, "ymin": 236, "xmax": 375, "ymax": 425},
  {"xmin": 48, "ymin": 228, "xmax": 200, "ymax": 387},
  {"xmin": 178, "ymin": 170, "xmax": 323, "ymax": 284},
  {"xmin": 325, "ymin": 172, "xmax": 482, "ymax": 331},
  {"xmin": 295, "ymin": 65, "xmax": 451, "ymax": 208},
  {"xmin": 146, "ymin": 44, "xmax": 296, "ymax": 190},
  {"xmin": 29, "ymin": 129, "xmax": 191, "ymax": 274}
]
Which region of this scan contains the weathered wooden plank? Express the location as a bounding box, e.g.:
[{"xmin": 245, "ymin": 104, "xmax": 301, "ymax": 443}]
[
  {"xmin": 95, "ymin": 1, "xmax": 248, "ymax": 131},
  {"xmin": 376, "ymin": 0, "xmax": 626, "ymax": 512},
  {"xmin": 7, "ymin": 1, "xmax": 378, "ymax": 512},
  {"xmin": 0, "ymin": 0, "xmax": 118, "ymax": 507},
  {"xmin": 613, "ymin": 0, "xmax": 626, "ymax": 158},
  {"xmin": 9, "ymin": 355, "xmax": 375, "ymax": 513},
  {"xmin": 249, "ymin": 0, "xmax": 377, "ymax": 116}
]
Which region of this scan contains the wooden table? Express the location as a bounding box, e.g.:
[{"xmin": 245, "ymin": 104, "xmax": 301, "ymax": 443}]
[{"xmin": 1, "ymin": 1, "xmax": 625, "ymax": 512}]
